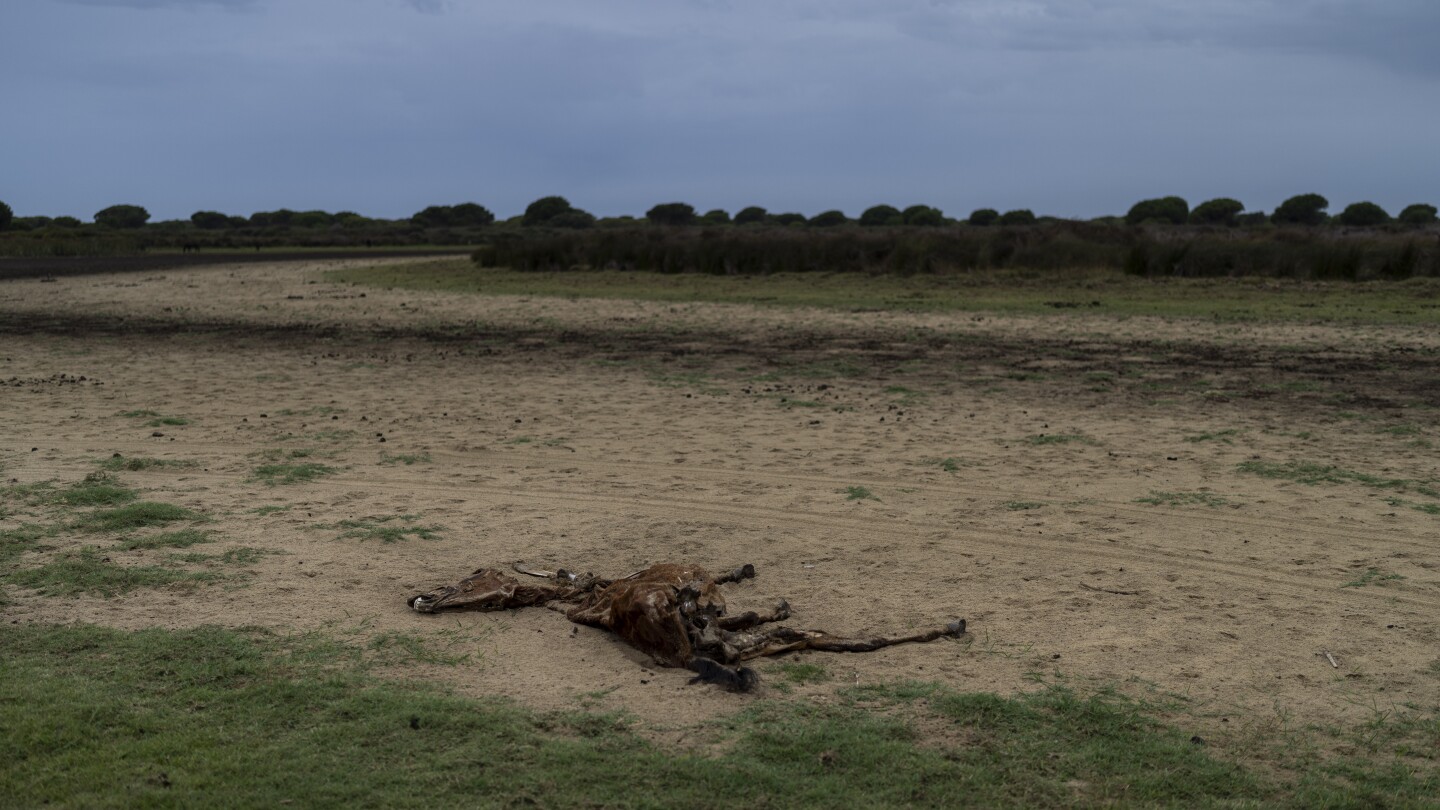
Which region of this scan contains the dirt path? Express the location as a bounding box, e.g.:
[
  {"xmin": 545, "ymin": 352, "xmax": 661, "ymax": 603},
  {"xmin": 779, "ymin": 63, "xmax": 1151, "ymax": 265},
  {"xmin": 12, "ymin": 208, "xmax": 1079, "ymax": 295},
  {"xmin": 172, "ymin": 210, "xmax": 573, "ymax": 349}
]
[{"xmin": 3, "ymin": 259, "xmax": 1437, "ymax": 734}]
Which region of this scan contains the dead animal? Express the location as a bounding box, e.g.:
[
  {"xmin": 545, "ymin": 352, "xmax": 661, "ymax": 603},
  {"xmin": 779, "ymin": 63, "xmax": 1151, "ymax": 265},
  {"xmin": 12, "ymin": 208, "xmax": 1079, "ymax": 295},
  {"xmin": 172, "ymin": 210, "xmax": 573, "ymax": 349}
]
[{"xmin": 409, "ymin": 561, "xmax": 966, "ymax": 692}]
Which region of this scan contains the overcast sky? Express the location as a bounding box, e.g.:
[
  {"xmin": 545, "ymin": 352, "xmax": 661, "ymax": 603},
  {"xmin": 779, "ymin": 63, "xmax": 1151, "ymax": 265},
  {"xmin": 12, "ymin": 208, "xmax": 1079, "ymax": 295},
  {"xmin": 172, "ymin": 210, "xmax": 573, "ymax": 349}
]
[{"xmin": 3, "ymin": 0, "xmax": 1437, "ymax": 221}]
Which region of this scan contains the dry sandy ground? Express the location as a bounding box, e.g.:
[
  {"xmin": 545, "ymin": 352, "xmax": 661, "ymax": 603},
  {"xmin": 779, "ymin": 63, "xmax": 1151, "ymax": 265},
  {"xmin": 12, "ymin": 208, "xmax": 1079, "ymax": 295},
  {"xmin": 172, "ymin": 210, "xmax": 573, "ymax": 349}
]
[{"xmin": 2, "ymin": 258, "xmax": 1438, "ymax": 740}]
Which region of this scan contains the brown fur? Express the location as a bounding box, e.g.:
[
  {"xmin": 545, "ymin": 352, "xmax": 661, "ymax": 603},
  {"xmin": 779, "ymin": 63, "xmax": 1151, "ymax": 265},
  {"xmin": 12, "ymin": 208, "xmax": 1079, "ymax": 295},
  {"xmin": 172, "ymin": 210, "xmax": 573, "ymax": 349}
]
[{"xmin": 409, "ymin": 561, "xmax": 965, "ymax": 691}]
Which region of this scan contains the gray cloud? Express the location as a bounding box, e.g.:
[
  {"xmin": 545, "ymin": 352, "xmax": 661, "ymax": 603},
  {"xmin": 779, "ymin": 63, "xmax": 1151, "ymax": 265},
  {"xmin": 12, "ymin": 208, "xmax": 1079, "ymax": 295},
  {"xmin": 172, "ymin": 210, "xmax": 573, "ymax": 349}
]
[
  {"xmin": 61, "ymin": 0, "xmax": 257, "ymax": 9},
  {"xmin": 5, "ymin": 0, "xmax": 1437, "ymax": 220}
]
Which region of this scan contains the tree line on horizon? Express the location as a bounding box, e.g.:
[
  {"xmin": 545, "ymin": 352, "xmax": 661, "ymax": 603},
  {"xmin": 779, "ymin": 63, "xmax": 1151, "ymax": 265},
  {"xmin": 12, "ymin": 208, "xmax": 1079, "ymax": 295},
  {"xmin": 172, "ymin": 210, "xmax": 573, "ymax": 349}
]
[{"xmin": 1, "ymin": 193, "xmax": 1436, "ymax": 236}]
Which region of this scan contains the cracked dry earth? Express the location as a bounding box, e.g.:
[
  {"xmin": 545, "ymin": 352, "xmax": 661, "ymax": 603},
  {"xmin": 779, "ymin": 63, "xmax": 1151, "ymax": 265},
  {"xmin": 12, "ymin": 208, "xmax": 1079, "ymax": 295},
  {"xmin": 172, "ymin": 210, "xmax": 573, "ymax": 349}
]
[{"xmin": 2, "ymin": 258, "xmax": 1438, "ymax": 734}]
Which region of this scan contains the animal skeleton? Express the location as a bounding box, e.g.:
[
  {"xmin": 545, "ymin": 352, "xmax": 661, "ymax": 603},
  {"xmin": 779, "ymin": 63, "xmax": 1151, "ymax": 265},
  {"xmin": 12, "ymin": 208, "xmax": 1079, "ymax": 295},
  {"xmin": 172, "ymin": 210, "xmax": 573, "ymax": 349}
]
[{"xmin": 409, "ymin": 561, "xmax": 966, "ymax": 691}]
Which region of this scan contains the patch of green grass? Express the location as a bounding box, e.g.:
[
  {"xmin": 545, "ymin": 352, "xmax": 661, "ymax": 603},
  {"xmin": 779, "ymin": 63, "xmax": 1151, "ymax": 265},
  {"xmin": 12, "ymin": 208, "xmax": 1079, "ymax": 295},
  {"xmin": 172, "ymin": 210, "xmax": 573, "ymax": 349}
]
[
  {"xmin": 770, "ymin": 661, "xmax": 832, "ymax": 685},
  {"xmin": 3, "ymin": 623, "xmax": 1438, "ymax": 807},
  {"xmin": 98, "ymin": 455, "xmax": 199, "ymax": 472},
  {"xmin": 112, "ymin": 529, "xmax": 213, "ymax": 551},
  {"xmin": 938, "ymin": 457, "xmax": 962, "ymax": 472},
  {"xmin": 6, "ymin": 547, "xmax": 222, "ymax": 597},
  {"xmin": 1022, "ymin": 433, "xmax": 1093, "ymax": 446},
  {"xmin": 250, "ymin": 504, "xmax": 292, "ymax": 516},
  {"xmin": 1343, "ymin": 568, "xmax": 1406, "ymax": 588},
  {"xmin": 333, "ymin": 515, "xmax": 442, "ymax": 543},
  {"xmin": 0, "ymin": 480, "xmax": 57, "ymax": 505},
  {"xmin": 1237, "ymin": 460, "xmax": 1439, "ymax": 499},
  {"xmin": 1377, "ymin": 424, "xmax": 1423, "ymax": 436},
  {"xmin": 72, "ymin": 502, "xmax": 203, "ymax": 533},
  {"xmin": 379, "ymin": 451, "xmax": 432, "ymax": 465},
  {"xmin": 52, "ymin": 472, "xmax": 137, "ymax": 507},
  {"xmin": 1004, "ymin": 501, "xmax": 1045, "ymax": 511},
  {"xmin": 0, "ymin": 523, "xmax": 57, "ymax": 567},
  {"xmin": 366, "ymin": 629, "xmax": 477, "ymax": 666},
  {"xmin": 504, "ymin": 436, "xmax": 534, "ymax": 444},
  {"xmin": 117, "ymin": 409, "xmax": 159, "ymax": 418},
  {"xmin": 1135, "ymin": 491, "xmax": 1232, "ymax": 508},
  {"xmin": 254, "ymin": 448, "xmax": 317, "ymax": 461},
  {"xmin": 252, "ymin": 462, "xmax": 338, "ymax": 486},
  {"xmin": 842, "ymin": 486, "xmax": 878, "ymax": 502}
]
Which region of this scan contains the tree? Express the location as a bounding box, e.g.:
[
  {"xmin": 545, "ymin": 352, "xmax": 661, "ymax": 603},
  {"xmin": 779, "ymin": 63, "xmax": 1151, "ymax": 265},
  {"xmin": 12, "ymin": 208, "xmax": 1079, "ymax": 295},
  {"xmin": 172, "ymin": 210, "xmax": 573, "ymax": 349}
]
[
  {"xmin": 550, "ymin": 209, "xmax": 596, "ymax": 229},
  {"xmin": 1271, "ymin": 194, "xmax": 1329, "ymax": 226},
  {"xmin": 646, "ymin": 202, "xmax": 696, "ymax": 226},
  {"xmin": 701, "ymin": 209, "xmax": 730, "ymax": 224},
  {"xmin": 450, "ymin": 203, "xmax": 495, "ymax": 227},
  {"xmin": 1189, "ymin": 198, "xmax": 1244, "ymax": 226},
  {"xmin": 1125, "ymin": 196, "xmax": 1189, "ymax": 226},
  {"xmin": 859, "ymin": 205, "xmax": 902, "ymax": 227},
  {"xmin": 1337, "ymin": 201, "xmax": 1389, "ymax": 227},
  {"xmin": 249, "ymin": 209, "xmax": 296, "ymax": 227},
  {"xmin": 901, "ymin": 205, "xmax": 944, "ymax": 227},
  {"xmin": 1398, "ymin": 204, "xmax": 1437, "ymax": 226},
  {"xmin": 0, "ymin": 200, "xmax": 12, "ymax": 231},
  {"xmin": 968, "ymin": 208, "xmax": 1000, "ymax": 227},
  {"xmin": 998, "ymin": 209, "xmax": 1036, "ymax": 226},
  {"xmin": 191, "ymin": 210, "xmax": 231, "ymax": 230},
  {"xmin": 771, "ymin": 212, "xmax": 806, "ymax": 226},
  {"xmin": 52, "ymin": 216, "xmax": 82, "ymax": 228},
  {"xmin": 523, "ymin": 196, "xmax": 575, "ymax": 226},
  {"xmin": 94, "ymin": 204, "xmax": 150, "ymax": 229},
  {"xmin": 734, "ymin": 206, "xmax": 768, "ymax": 225},
  {"xmin": 808, "ymin": 210, "xmax": 849, "ymax": 227}
]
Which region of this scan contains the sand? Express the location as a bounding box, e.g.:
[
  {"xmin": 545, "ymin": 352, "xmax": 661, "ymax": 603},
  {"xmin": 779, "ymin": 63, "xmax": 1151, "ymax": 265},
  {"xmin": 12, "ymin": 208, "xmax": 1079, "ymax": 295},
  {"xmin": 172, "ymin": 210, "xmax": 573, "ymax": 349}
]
[{"xmin": 2, "ymin": 258, "xmax": 1437, "ymax": 737}]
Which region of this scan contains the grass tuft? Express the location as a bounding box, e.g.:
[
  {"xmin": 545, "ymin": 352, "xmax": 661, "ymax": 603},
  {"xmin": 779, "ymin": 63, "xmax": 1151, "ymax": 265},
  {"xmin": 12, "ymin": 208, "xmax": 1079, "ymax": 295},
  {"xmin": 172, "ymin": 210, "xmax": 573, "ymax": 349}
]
[
  {"xmin": 72, "ymin": 501, "xmax": 203, "ymax": 533},
  {"xmin": 252, "ymin": 462, "xmax": 338, "ymax": 486}
]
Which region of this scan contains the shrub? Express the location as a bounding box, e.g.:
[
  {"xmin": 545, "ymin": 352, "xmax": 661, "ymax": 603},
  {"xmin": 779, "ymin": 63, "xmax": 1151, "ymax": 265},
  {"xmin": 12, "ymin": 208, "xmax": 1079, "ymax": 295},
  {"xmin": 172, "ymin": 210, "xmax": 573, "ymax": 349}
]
[
  {"xmin": 1271, "ymin": 194, "xmax": 1329, "ymax": 226},
  {"xmin": 52, "ymin": 216, "xmax": 82, "ymax": 228},
  {"xmin": 1126, "ymin": 196, "xmax": 1189, "ymax": 226},
  {"xmin": 968, "ymin": 208, "xmax": 1000, "ymax": 226},
  {"xmin": 94, "ymin": 204, "xmax": 150, "ymax": 229},
  {"xmin": 1398, "ymin": 203, "xmax": 1437, "ymax": 226},
  {"xmin": 808, "ymin": 210, "xmax": 849, "ymax": 227},
  {"xmin": 1236, "ymin": 211, "xmax": 1269, "ymax": 227},
  {"xmin": 859, "ymin": 205, "xmax": 902, "ymax": 227},
  {"xmin": 523, "ymin": 196, "xmax": 575, "ymax": 227},
  {"xmin": 901, "ymin": 205, "xmax": 944, "ymax": 227},
  {"xmin": 645, "ymin": 202, "xmax": 696, "ymax": 226},
  {"xmin": 998, "ymin": 209, "xmax": 1037, "ymax": 226},
  {"xmin": 701, "ymin": 209, "xmax": 730, "ymax": 224},
  {"xmin": 1189, "ymin": 198, "xmax": 1244, "ymax": 226},
  {"xmin": 1337, "ymin": 202, "xmax": 1389, "ymax": 227},
  {"xmin": 734, "ymin": 206, "xmax": 768, "ymax": 225},
  {"xmin": 190, "ymin": 210, "xmax": 231, "ymax": 230},
  {"xmin": 0, "ymin": 200, "xmax": 11, "ymax": 231}
]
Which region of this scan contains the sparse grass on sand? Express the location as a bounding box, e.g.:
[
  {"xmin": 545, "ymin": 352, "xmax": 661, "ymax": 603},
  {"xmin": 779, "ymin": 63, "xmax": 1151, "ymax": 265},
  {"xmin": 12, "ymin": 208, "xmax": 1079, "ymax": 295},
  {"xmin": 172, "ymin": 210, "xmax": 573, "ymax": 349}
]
[
  {"xmin": 2, "ymin": 623, "xmax": 1434, "ymax": 808},
  {"xmin": 326, "ymin": 261, "xmax": 1440, "ymax": 326}
]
